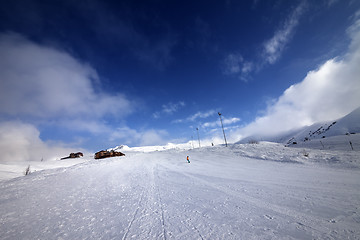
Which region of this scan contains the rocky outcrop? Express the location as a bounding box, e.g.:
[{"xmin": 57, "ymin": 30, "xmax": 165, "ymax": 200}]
[
  {"xmin": 94, "ymin": 150, "xmax": 125, "ymax": 159},
  {"xmin": 61, "ymin": 152, "xmax": 83, "ymax": 160}
]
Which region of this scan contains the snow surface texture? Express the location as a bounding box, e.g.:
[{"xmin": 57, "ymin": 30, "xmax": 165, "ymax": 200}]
[{"xmin": 1, "ymin": 142, "xmax": 360, "ymax": 239}]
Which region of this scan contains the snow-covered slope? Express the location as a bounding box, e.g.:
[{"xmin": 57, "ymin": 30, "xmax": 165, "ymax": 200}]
[
  {"xmin": 286, "ymin": 107, "xmax": 360, "ymax": 145},
  {"xmin": 238, "ymin": 106, "xmax": 360, "ymax": 149},
  {"xmin": 108, "ymin": 142, "xmax": 192, "ymax": 153},
  {"xmin": 1, "ymin": 143, "xmax": 360, "ymax": 239},
  {"xmin": 0, "ymin": 156, "xmax": 90, "ymax": 181}
]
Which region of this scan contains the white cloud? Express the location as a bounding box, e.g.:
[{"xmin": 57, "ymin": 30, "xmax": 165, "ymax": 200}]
[
  {"xmin": 162, "ymin": 101, "xmax": 185, "ymax": 114},
  {"xmin": 0, "ymin": 121, "xmax": 82, "ymax": 162},
  {"xmin": 223, "ymin": 2, "xmax": 306, "ymax": 81},
  {"xmin": 0, "ymin": 32, "xmax": 134, "ymax": 120},
  {"xmin": 153, "ymin": 101, "xmax": 185, "ymax": 119},
  {"xmin": 241, "ymin": 61, "xmax": 254, "ymax": 74},
  {"xmin": 326, "ymin": 0, "xmax": 339, "ymax": 7},
  {"xmin": 202, "ymin": 117, "xmax": 241, "ymax": 128},
  {"xmin": 59, "ymin": 119, "xmax": 111, "ymax": 135},
  {"xmin": 232, "ymin": 18, "xmax": 360, "ymax": 140},
  {"xmin": 174, "ymin": 109, "xmax": 218, "ymax": 123},
  {"xmin": 223, "ymin": 53, "xmax": 243, "ymax": 75},
  {"xmin": 109, "ymin": 127, "xmax": 168, "ymax": 146},
  {"xmin": 222, "ymin": 53, "xmax": 254, "ymax": 82},
  {"xmin": 139, "ymin": 129, "xmax": 168, "ymax": 146},
  {"xmin": 263, "ymin": 2, "xmax": 306, "ymax": 64},
  {"xmin": 188, "ymin": 110, "xmax": 217, "ymax": 122}
]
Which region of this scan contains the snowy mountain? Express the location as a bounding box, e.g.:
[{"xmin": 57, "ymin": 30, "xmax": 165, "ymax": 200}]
[
  {"xmin": 285, "ymin": 107, "xmax": 360, "ymax": 144},
  {"xmin": 238, "ymin": 106, "xmax": 360, "ymax": 148}
]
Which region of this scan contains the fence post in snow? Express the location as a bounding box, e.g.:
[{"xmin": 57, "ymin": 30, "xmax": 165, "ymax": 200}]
[{"xmin": 349, "ymin": 141, "xmax": 354, "ymax": 150}]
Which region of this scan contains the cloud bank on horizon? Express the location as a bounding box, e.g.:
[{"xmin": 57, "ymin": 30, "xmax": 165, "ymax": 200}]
[
  {"xmin": 0, "ymin": 32, "xmax": 140, "ymax": 161},
  {"xmin": 0, "ymin": 33, "xmax": 134, "ymax": 121},
  {"xmin": 0, "ymin": 121, "xmax": 82, "ymax": 162}
]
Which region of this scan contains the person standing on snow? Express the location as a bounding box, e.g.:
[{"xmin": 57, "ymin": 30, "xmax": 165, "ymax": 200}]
[{"xmin": 187, "ymin": 156, "xmax": 190, "ymax": 163}]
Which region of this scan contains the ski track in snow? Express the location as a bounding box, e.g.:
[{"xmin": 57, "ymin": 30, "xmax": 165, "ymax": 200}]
[
  {"xmin": 121, "ymin": 182, "xmax": 145, "ymax": 240},
  {"xmin": 159, "ymin": 164, "xmax": 338, "ymax": 239},
  {"xmin": 1, "ymin": 144, "xmax": 360, "ymax": 239}
]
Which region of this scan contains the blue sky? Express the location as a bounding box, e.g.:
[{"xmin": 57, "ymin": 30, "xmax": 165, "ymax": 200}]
[{"xmin": 0, "ymin": 0, "xmax": 360, "ymax": 155}]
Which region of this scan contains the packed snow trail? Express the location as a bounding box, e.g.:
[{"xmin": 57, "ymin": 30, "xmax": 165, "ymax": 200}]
[{"xmin": 1, "ymin": 144, "xmax": 360, "ymax": 239}]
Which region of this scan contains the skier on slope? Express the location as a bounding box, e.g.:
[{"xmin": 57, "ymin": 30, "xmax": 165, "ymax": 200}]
[{"xmin": 187, "ymin": 156, "xmax": 190, "ymax": 163}]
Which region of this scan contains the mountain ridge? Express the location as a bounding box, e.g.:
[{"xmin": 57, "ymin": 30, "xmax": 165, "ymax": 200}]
[{"xmin": 237, "ymin": 106, "xmax": 360, "ymax": 145}]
